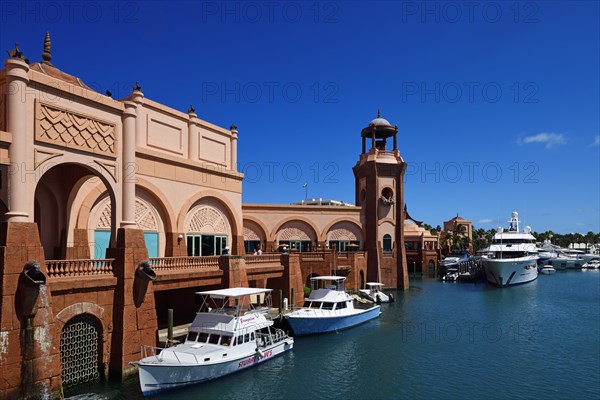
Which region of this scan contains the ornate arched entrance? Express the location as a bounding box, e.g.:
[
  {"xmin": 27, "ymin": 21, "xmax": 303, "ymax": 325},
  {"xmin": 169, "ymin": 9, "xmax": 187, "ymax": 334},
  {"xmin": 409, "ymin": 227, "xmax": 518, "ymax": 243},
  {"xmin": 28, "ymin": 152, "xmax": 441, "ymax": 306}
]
[{"xmin": 34, "ymin": 163, "xmax": 117, "ymax": 260}]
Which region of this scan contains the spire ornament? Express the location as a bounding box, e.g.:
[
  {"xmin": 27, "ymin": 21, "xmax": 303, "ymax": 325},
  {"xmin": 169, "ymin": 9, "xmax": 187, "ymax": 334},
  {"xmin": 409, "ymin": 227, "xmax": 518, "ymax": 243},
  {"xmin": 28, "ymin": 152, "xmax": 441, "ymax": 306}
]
[
  {"xmin": 377, "ymin": 108, "xmax": 381, "ymax": 118},
  {"xmin": 188, "ymin": 105, "xmax": 196, "ymax": 114},
  {"xmin": 133, "ymin": 82, "xmax": 142, "ymax": 92},
  {"xmin": 42, "ymin": 32, "xmax": 52, "ymax": 65},
  {"xmin": 230, "ymin": 123, "xmax": 237, "ymax": 131}
]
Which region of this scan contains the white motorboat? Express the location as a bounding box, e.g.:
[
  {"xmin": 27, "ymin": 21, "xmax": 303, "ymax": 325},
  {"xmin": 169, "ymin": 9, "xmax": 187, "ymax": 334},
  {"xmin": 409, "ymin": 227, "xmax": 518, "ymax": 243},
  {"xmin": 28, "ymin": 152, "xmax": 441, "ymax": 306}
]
[
  {"xmin": 285, "ymin": 276, "xmax": 381, "ymax": 336},
  {"xmin": 582, "ymin": 260, "xmax": 600, "ymax": 269},
  {"xmin": 439, "ymin": 250, "xmax": 471, "ymax": 269},
  {"xmin": 359, "ymin": 282, "xmax": 394, "ymax": 303},
  {"xmin": 442, "ymin": 268, "xmax": 459, "ymax": 282},
  {"xmin": 132, "ymin": 288, "xmax": 293, "ymax": 396},
  {"xmin": 540, "ymin": 265, "xmax": 556, "ymax": 275},
  {"xmin": 483, "ymin": 211, "xmax": 539, "ymax": 287}
]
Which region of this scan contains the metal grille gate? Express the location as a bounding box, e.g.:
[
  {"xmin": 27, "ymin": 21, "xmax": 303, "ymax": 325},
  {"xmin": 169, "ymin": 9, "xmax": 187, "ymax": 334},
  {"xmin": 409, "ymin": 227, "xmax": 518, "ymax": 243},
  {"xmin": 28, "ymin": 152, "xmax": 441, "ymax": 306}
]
[{"xmin": 60, "ymin": 314, "xmax": 101, "ymax": 388}]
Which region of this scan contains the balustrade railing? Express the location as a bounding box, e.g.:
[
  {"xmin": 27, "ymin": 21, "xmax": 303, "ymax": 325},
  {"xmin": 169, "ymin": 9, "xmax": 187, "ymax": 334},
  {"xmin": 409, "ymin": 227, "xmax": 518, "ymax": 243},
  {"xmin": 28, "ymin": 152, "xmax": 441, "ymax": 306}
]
[
  {"xmin": 149, "ymin": 256, "xmax": 220, "ymax": 271},
  {"xmin": 300, "ymin": 252, "xmax": 326, "ymax": 261},
  {"xmin": 46, "ymin": 259, "xmax": 114, "ymax": 278},
  {"xmin": 244, "ymin": 254, "xmax": 282, "ymax": 265}
]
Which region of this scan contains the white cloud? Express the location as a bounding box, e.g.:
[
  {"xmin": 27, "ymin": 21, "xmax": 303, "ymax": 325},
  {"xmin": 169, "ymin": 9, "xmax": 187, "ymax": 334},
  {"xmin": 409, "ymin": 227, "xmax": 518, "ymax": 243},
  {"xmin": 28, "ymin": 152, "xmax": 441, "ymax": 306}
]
[
  {"xmin": 575, "ymin": 222, "xmax": 587, "ymax": 227},
  {"xmin": 593, "ymin": 135, "xmax": 600, "ymax": 146},
  {"xmin": 520, "ymin": 132, "xmax": 566, "ymax": 149},
  {"xmin": 478, "ymin": 218, "xmax": 493, "ymax": 224}
]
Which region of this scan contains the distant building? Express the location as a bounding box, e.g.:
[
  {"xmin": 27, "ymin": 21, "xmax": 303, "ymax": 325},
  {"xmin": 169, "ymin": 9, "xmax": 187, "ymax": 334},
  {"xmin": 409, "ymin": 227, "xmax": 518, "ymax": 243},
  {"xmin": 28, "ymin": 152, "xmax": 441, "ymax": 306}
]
[{"xmin": 441, "ymin": 214, "xmax": 473, "ymax": 254}]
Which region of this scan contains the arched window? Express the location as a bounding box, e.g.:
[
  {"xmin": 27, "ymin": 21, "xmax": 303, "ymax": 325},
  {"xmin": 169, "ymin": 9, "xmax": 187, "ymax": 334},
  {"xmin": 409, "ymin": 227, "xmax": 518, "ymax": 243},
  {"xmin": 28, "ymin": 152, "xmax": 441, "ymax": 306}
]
[{"xmin": 383, "ymin": 234, "xmax": 392, "ymax": 252}]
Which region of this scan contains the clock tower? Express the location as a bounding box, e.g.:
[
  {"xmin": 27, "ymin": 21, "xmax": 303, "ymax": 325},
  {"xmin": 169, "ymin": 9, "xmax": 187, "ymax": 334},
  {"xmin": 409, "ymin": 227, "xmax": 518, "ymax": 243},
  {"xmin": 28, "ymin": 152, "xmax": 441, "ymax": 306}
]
[{"xmin": 352, "ymin": 110, "xmax": 409, "ymax": 289}]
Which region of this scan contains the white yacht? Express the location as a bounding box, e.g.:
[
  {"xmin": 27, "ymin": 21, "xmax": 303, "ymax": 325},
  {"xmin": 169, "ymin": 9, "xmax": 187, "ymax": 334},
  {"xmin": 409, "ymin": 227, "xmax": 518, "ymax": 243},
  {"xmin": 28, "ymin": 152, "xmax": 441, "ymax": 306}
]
[
  {"xmin": 483, "ymin": 211, "xmax": 539, "ymax": 287},
  {"xmin": 537, "ymin": 243, "xmax": 597, "ymax": 270},
  {"xmin": 285, "ymin": 276, "xmax": 381, "ymax": 336},
  {"xmin": 132, "ymin": 288, "xmax": 293, "ymax": 396},
  {"xmin": 439, "ymin": 249, "xmax": 471, "ymax": 268},
  {"xmin": 359, "ymin": 282, "xmax": 394, "ymax": 303}
]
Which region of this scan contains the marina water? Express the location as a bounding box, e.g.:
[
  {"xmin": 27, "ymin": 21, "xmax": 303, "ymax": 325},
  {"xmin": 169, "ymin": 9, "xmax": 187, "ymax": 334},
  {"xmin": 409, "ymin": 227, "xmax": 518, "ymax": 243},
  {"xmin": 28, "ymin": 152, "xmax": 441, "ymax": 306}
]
[{"xmin": 66, "ymin": 270, "xmax": 600, "ymax": 400}]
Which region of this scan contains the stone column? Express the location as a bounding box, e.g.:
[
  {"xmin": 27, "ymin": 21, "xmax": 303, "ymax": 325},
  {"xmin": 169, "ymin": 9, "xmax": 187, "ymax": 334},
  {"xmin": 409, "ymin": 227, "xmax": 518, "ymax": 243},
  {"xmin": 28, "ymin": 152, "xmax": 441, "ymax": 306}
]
[
  {"xmin": 230, "ymin": 124, "xmax": 238, "ymax": 171},
  {"xmin": 188, "ymin": 108, "xmax": 199, "ymax": 161},
  {"xmin": 121, "ymin": 101, "xmax": 137, "ymax": 228},
  {"xmin": 4, "ymin": 57, "xmax": 30, "ymax": 222},
  {"xmin": 133, "ymin": 90, "xmax": 145, "ymax": 148}
]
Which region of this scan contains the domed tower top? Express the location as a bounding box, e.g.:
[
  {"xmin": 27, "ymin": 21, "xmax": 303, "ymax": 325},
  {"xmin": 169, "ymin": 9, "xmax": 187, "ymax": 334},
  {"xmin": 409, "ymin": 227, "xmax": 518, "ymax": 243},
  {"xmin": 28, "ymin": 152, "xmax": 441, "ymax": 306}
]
[{"xmin": 360, "ymin": 109, "xmax": 399, "ymax": 153}]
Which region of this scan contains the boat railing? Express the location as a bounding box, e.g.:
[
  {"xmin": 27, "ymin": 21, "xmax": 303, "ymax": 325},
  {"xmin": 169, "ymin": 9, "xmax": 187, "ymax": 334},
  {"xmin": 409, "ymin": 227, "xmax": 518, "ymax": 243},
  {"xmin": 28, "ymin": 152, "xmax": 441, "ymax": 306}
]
[
  {"xmin": 256, "ymin": 329, "xmax": 287, "ymax": 347},
  {"xmin": 141, "ymin": 344, "xmax": 202, "ymax": 365}
]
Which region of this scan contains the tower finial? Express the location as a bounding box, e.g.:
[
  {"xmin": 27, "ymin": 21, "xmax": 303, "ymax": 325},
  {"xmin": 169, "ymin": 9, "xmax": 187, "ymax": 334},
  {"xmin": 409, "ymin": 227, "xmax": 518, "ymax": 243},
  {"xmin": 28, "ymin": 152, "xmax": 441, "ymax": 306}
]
[
  {"xmin": 377, "ymin": 108, "xmax": 381, "ymax": 118},
  {"xmin": 42, "ymin": 32, "xmax": 52, "ymax": 65}
]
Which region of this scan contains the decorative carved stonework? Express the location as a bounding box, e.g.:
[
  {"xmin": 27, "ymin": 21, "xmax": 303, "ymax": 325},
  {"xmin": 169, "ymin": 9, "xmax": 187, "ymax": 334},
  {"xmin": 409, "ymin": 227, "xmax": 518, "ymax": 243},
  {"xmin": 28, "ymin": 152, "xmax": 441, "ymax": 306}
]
[
  {"xmin": 95, "ymin": 197, "xmax": 159, "ymax": 232},
  {"xmin": 35, "ymin": 101, "xmax": 116, "ymax": 157},
  {"xmin": 34, "ymin": 148, "xmax": 63, "ymax": 169},
  {"xmin": 135, "ymin": 199, "xmax": 158, "ymax": 231},
  {"xmin": 96, "ymin": 198, "xmax": 111, "ymax": 230},
  {"xmin": 187, "ymin": 206, "xmax": 228, "ymax": 234},
  {"xmin": 93, "ymin": 160, "xmax": 117, "ymax": 182},
  {"xmin": 278, "ymin": 222, "xmax": 312, "ymax": 241},
  {"xmin": 329, "ymin": 227, "xmax": 360, "ymax": 241},
  {"xmin": 243, "ymin": 226, "xmax": 260, "ymax": 241}
]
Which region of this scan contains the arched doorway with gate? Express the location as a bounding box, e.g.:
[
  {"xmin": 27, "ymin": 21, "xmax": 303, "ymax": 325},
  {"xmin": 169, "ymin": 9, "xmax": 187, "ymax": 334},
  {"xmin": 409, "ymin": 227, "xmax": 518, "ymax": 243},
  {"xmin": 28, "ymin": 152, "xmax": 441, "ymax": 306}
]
[{"xmin": 59, "ymin": 314, "xmax": 103, "ymax": 388}]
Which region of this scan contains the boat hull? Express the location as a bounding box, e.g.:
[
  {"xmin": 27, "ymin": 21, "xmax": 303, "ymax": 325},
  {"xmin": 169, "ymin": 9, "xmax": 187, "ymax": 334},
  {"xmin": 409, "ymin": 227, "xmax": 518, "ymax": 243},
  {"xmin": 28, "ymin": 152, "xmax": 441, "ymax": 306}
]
[
  {"xmin": 483, "ymin": 257, "xmax": 538, "ymax": 287},
  {"xmin": 358, "ymin": 290, "xmax": 391, "ymax": 303},
  {"xmin": 548, "ymin": 256, "xmax": 596, "ymax": 270},
  {"xmin": 136, "ymin": 339, "xmax": 293, "ymax": 396},
  {"xmin": 285, "ymin": 306, "xmax": 381, "ymax": 336}
]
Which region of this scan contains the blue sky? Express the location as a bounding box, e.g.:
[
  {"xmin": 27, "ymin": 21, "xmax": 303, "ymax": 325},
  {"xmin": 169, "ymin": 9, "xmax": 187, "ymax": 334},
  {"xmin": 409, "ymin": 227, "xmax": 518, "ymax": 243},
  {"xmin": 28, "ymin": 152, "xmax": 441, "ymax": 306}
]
[{"xmin": 1, "ymin": 1, "xmax": 598, "ymax": 233}]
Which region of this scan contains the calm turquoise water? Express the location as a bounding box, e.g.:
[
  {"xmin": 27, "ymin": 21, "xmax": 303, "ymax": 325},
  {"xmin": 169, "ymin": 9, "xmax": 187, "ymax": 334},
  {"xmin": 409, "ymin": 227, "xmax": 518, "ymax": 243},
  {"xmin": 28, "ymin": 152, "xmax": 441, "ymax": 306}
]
[{"xmin": 66, "ymin": 270, "xmax": 600, "ymax": 400}]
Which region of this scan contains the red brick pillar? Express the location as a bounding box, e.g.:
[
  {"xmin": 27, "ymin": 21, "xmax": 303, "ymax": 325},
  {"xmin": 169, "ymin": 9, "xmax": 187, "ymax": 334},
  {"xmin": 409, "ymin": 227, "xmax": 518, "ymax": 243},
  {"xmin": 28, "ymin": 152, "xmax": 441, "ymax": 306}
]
[
  {"xmin": 0, "ymin": 222, "xmax": 63, "ymax": 399},
  {"xmin": 65, "ymin": 228, "xmax": 90, "ymax": 259},
  {"xmin": 219, "ymin": 255, "xmax": 249, "ymax": 289},
  {"xmin": 280, "ymin": 253, "xmax": 304, "ymax": 308},
  {"xmin": 108, "ymin": 228, "xmax": 156, "ymax": 380},
  {"xmin": 231, "ymin": 234, "xmax": 245, "ymax": 256},
  {"xmin": 164, "ymin": 232, "xmax": 187, "ymax": 257}
]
